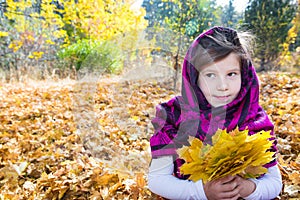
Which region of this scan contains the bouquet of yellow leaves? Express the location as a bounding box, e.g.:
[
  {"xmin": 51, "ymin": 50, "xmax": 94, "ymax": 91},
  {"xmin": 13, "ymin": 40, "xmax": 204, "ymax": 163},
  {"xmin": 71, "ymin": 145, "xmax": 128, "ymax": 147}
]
[{"xmin": 177, "ymin": 128, "xmax": 275, "ymax": 183}]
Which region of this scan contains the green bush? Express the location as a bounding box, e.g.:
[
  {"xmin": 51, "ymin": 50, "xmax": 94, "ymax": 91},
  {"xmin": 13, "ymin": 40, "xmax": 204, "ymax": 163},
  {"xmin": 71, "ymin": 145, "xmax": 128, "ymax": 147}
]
[{"xmin": 58, "ymin": 39, "xmax": 124, "ymax": 74}]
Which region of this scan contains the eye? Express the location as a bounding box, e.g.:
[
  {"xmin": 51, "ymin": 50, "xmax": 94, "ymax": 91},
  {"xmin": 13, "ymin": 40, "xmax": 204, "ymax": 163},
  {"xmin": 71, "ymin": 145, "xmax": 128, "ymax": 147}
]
[
  {"xmin": 227, "ymin": 72, "xmax": 239, "ymax": 77},
  {"xmin": 205, "ymin": 73, "xmax": 216, "ymax": 78}
]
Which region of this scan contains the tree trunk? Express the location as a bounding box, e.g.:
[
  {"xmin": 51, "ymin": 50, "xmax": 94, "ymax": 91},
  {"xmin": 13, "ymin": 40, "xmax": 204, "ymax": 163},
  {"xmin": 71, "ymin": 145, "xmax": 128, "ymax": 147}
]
[
  {"xmin": 173, "ymin": 54, "xmax": 180, "ymax": 91},
  {"xmin": 257, "ymin": 56, "xmax": 266, "ymax": 72}
]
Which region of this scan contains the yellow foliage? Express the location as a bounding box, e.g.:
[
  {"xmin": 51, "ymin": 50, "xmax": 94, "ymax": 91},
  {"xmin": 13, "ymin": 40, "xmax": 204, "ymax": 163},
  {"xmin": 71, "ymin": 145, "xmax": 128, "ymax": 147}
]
[
  {"xmin": 46, "ymin": 39, "xmax": 55, "ymax": 45},
  {"xmin": 0, "ymin": 31, "xmax": 9, "ymax": 37},
  {"xmin": 28, "ymin": 51, "xmax": 44, "ymax": 60},
  {"xmin": 177, "ymin": 128, "xmax": 275, "ymax": 183},
  {"xmin": 278, "ymin": 5, "xmax": 299, "ymax": 68},
  {"xmin": 8, "ymin": 41, "xmax": 23, "ymax": 52},
  {"xmin": 4, "ymin": 0, "xmax": 148, "ymax": 52}
]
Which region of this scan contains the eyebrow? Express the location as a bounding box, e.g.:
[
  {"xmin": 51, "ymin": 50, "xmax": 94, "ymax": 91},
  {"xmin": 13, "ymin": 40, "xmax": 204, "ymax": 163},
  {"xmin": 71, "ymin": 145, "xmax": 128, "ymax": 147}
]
[
  {"xmin": 201, "ymin": 66, "xmax": 240, "ymax": 73},
  {"xmin": 227, "ymin": 67, "xmax": 240, "ymax": 71}
]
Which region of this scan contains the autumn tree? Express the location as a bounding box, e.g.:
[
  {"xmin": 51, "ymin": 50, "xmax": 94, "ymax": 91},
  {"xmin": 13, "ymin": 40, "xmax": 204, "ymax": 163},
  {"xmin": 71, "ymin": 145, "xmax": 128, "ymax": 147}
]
[
  {"xmin": 221, "ymin": 0, "xmax": 243, "ymax": 28},
  {"xmin": 244, "ymin": 0, "xmax": 297, "ymax": 71},
  {"xmin": 0, "ymin": 0, "xmax": 148, "ymax": 80},
  {"xmin": 167, "ymin": 0, "xmax": 220, "ymax": 89},
  {"xmin": 142, "ymin": 0, "xmax": 219, "ymax": 90},
  {"xmin": 143, "ymin": 0, "xmax": 219, "ymax": 36},
  {"xmin": 142, "ymin": 0, "xmax": 175, "ymax": 27},
  {"xmin": 278, "ymin": 0, "xmax": 300, "ymax": 70}
]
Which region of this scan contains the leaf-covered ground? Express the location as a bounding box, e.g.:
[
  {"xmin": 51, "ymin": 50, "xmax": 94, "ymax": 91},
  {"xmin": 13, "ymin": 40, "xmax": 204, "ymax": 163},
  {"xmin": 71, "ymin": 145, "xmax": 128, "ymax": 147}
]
[{"xmin": 0, "ymin": 72, "xmax": 299, "ymax": 199}]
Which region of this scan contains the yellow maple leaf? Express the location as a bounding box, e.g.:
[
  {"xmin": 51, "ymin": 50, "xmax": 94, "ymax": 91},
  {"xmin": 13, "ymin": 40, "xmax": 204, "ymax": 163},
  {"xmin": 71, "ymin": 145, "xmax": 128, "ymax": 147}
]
[{"xmin": 177, "ymin": 128, "xmax": 275, "ymax": 183}]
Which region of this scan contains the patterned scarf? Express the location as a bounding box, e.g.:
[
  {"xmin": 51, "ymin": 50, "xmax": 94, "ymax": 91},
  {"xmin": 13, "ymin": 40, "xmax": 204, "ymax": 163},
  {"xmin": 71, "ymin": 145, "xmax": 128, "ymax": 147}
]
[{"xmin": 150, "ymin": 27, "xmax": 277, "ymax": 179}]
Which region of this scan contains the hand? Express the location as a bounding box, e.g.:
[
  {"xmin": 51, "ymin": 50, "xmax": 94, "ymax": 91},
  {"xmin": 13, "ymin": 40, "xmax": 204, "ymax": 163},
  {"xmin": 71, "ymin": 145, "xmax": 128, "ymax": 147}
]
[
  {"xmin": 234, "ymin": 175, "xmax": 256, "ymax": 198},
  {"xmin": 203, "ymin": 175, "xmax": 241, "ymax": 200}
]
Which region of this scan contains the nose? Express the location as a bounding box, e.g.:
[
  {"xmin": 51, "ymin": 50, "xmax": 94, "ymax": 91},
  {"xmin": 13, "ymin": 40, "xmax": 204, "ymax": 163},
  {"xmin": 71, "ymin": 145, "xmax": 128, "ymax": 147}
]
[{"xmin": 216, "ymin": 77, "xmax": 229, "ymax": 91}]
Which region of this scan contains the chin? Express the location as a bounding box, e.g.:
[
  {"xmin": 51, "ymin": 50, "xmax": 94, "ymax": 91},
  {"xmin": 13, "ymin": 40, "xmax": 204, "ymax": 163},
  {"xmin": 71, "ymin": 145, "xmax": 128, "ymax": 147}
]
[{"xmin": 211, "ymin": 102, "xmax": 229, "ymax": 107}]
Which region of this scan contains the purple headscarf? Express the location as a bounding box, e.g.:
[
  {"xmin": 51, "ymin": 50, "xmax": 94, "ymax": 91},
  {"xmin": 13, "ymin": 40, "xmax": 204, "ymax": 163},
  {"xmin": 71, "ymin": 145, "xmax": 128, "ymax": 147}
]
[{"xmin": 150, "ymin": 27, "xmax": 277, "ymax": 179}]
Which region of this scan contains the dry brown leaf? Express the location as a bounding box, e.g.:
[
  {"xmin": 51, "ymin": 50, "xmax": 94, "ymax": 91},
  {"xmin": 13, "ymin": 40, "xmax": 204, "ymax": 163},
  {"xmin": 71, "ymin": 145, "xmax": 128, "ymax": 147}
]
[{"xmin": 0, "ymin": 72, "xmax": 298, "ymax": 198}]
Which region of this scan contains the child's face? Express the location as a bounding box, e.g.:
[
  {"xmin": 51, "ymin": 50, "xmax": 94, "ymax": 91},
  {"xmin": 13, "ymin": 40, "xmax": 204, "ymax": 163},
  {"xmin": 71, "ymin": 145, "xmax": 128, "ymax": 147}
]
[{"xmin": 197, "ymin": 52, "xmax": 241, "ymax": 107}]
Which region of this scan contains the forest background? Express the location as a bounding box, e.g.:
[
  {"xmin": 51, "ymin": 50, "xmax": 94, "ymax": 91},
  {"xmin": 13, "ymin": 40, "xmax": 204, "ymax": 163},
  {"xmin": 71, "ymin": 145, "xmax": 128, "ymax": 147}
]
[{"xmin": 0, "ymin": 0, "xmax": 299, "ymax": 199}]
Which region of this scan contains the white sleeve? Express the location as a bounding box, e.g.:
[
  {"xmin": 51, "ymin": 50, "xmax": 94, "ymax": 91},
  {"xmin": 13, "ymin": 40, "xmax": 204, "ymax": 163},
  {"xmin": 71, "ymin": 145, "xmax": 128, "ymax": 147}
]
[
  {"xmin": 148, "ymin": 156, "xmax": 208, "ymax": 200},
  {"xmin": 244, "ymin": 165, "xmax": 282, "ymax": 200}
]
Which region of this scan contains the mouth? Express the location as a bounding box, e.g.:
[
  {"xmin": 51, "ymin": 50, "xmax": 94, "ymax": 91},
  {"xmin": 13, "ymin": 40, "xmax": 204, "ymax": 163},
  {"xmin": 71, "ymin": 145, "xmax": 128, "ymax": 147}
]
[{"xmin": 214, "ymin": 95, "xmax": 231, "ymax": 101}]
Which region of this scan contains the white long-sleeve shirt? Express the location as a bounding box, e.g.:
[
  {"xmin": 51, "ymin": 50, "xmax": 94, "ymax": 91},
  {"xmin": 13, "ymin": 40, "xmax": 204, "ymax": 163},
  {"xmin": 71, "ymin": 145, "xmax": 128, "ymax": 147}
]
[{"xmin": 148, "ymin": 156, "xmax": 282, "ymax": 200}]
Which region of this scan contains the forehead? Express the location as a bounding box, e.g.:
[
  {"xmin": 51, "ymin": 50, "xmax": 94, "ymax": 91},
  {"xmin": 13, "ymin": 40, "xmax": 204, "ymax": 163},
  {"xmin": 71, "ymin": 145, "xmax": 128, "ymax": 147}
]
[{"xmin": 199, "ymin": 53, "xmax": 241, "ymax": 72}]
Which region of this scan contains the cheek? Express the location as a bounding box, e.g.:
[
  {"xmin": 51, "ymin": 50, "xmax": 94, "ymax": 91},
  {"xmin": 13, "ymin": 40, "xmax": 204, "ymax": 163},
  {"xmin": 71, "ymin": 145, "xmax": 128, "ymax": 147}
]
[
  {"xmin": 232, "ymin": 79, "xmax": 242, "ymax": 93},
  {"xmin": 198, "ymin": 78, "xmax": 212, "ymax": 96},
  {"xmin": 237, "ymin": 77, "xmax": 242, "ymax": 90}
]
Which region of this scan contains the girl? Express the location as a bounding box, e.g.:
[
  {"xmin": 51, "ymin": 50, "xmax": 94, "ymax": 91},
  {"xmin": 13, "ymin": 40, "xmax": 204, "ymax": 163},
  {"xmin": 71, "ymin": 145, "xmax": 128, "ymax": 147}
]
[{"xmin": 148, "ymin": 27, "xmax": 282, "ymax": 200}]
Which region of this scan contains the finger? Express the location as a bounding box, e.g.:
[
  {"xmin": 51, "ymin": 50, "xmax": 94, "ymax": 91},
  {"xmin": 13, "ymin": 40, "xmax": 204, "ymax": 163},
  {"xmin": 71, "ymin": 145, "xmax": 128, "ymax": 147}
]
[
  {"xmin": 219, "ymin": 189, "xmax": 240, "ymax": 199},
  {"xmin": 221, "ymin": 181, "xmax": 239, "ymax": 192},
  {"xmin": 233, "ymin": 175, "xmax": 244, "ymax": 183},
  {"xmin": 219, "ymin": 175, "xmax": 236, "ymax": 184}
]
